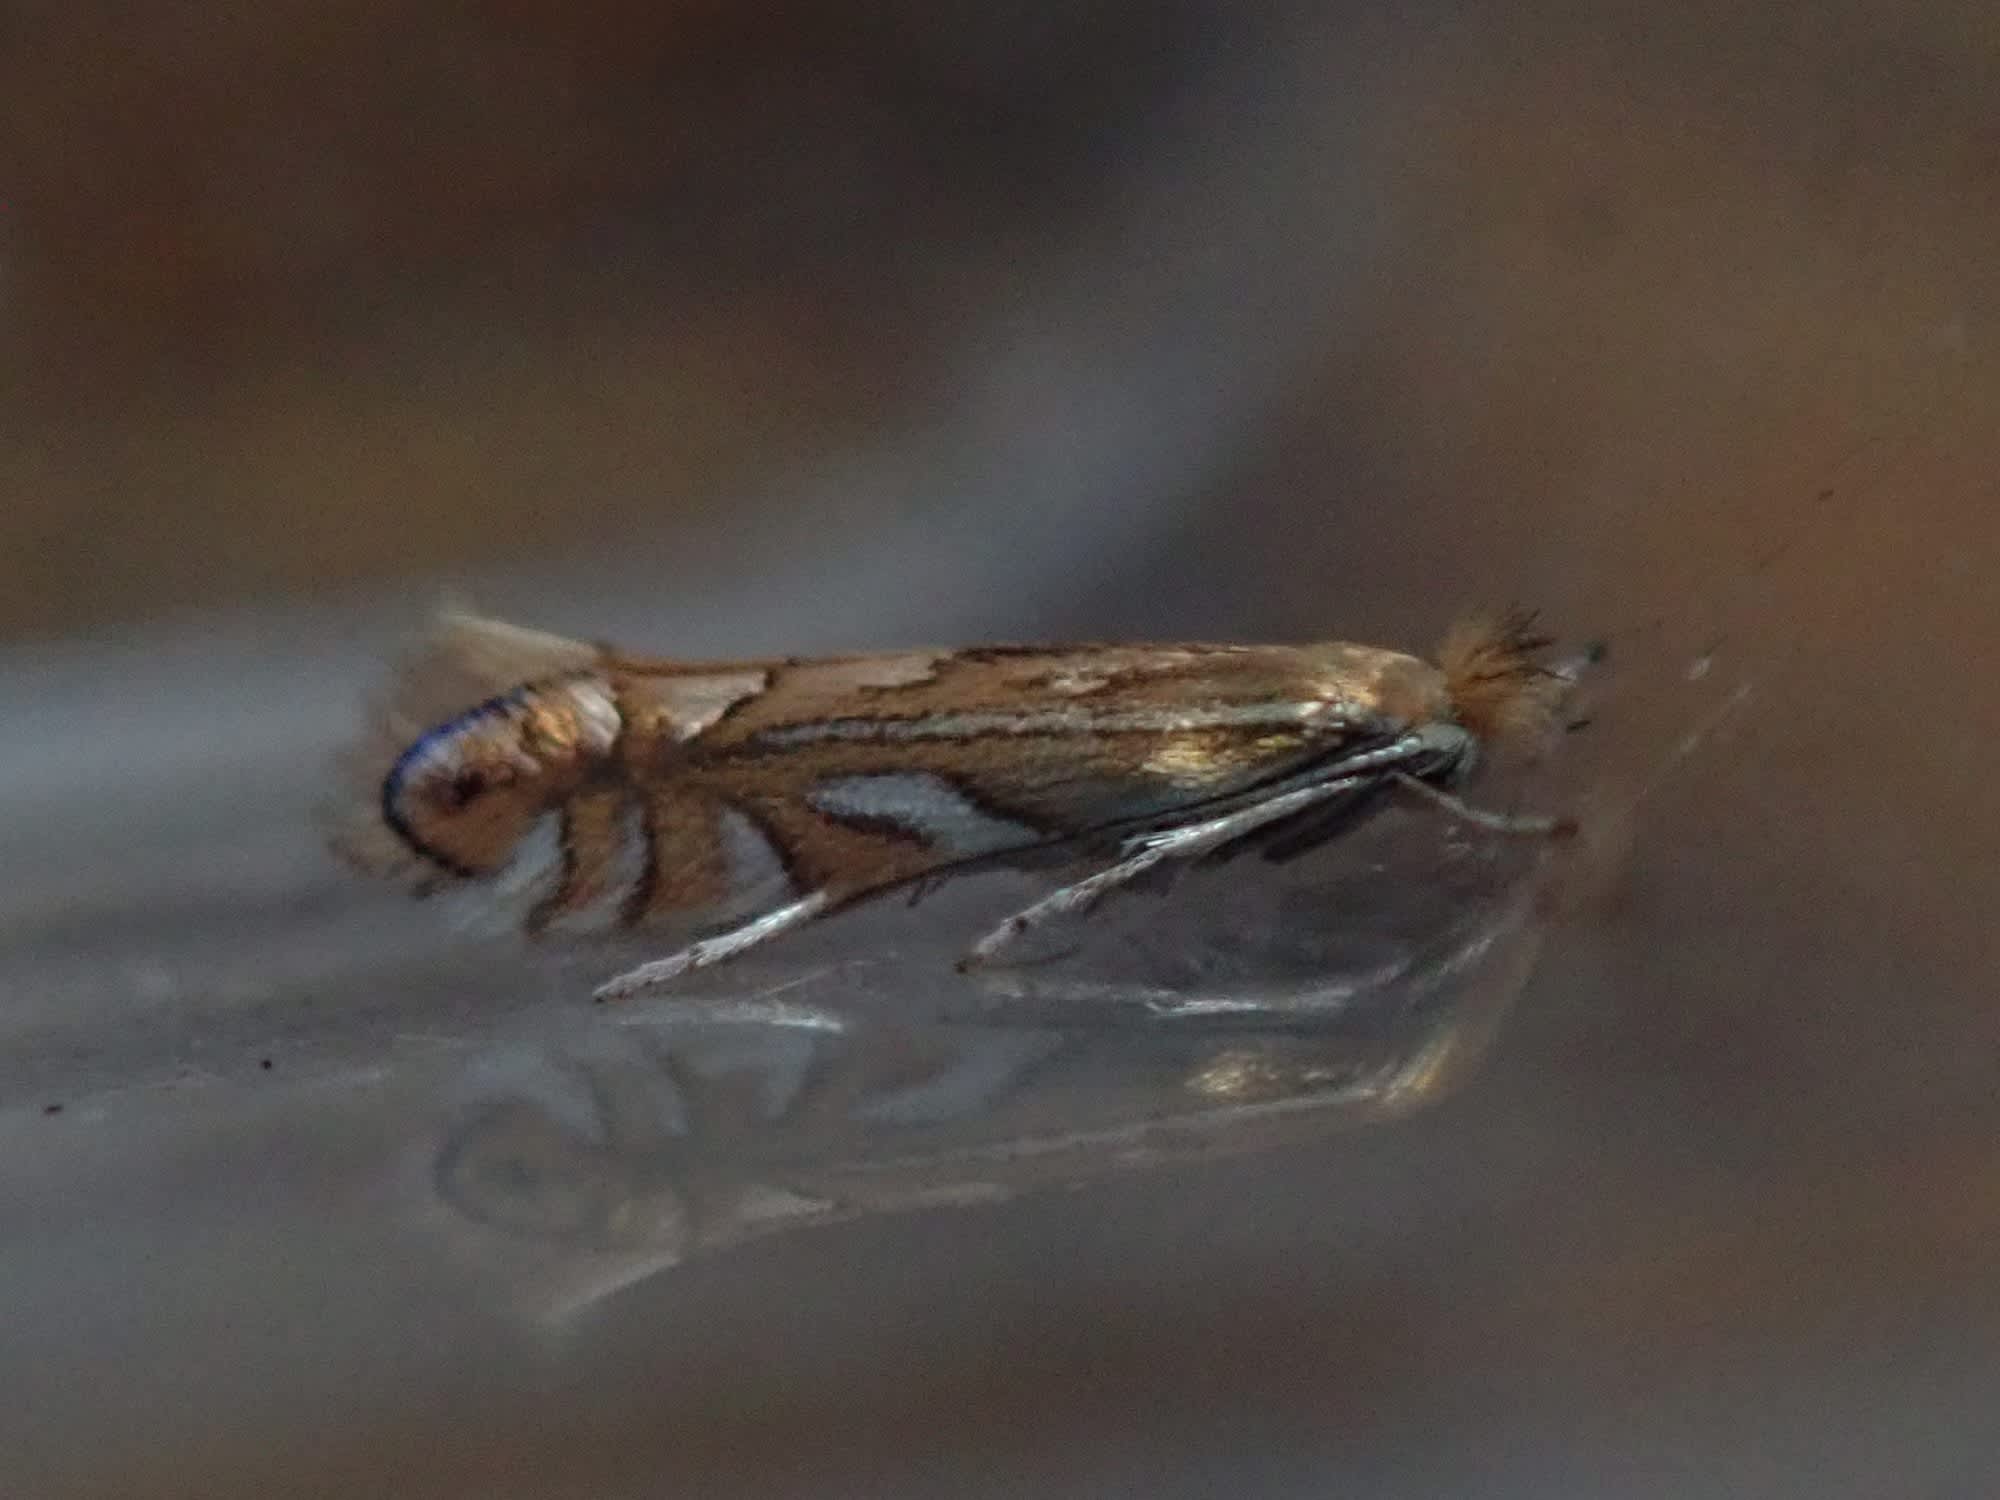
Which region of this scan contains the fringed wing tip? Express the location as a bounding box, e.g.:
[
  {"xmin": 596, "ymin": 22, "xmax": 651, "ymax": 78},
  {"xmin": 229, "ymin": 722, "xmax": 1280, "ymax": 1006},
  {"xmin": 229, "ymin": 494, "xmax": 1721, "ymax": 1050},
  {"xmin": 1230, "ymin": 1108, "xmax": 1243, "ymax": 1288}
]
[
  {"xmin": 1436, "ymin": 609, "xmax": 1572, "ymax": 750},
  {"xmin": 322, "ymin": 608, "xmax": 602, "ymax": 883}
]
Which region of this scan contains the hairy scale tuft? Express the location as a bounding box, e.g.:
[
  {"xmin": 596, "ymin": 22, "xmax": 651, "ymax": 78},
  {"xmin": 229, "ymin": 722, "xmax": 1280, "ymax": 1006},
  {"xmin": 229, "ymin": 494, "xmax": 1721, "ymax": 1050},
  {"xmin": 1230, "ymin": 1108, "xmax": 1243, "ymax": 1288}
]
[{"xmin": 1436, "ymin": 609, "xmax": 1569, "ymax": 750}]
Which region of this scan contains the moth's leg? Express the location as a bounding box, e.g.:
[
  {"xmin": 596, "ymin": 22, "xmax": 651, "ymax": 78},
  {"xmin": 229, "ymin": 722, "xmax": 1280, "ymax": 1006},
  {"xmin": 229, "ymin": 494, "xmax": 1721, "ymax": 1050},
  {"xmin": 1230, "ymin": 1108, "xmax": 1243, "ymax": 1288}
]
[
  {"xmin": 594, "ymin": 890, "xmax": 832, "ymax": 1002},
  {"xmin": 959, "ymin": 775, "xmax": 1369, "ymax": 970},
  {"xmin": 1388, "ymin": 772, "xmax": 1575, "ymax": 838}
]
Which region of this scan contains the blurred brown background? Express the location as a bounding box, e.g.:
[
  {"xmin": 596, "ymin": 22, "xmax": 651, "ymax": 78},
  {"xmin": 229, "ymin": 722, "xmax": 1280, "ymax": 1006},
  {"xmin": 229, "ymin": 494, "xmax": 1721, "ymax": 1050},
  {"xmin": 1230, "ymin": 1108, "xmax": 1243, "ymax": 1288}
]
[
  {"xmin": 5, "ymin": 2, "xmax": 2000, "ymax": 1497},
  {"xmin": 12, "ymin": 0, "xmax": 1988, "ymax": 646}
]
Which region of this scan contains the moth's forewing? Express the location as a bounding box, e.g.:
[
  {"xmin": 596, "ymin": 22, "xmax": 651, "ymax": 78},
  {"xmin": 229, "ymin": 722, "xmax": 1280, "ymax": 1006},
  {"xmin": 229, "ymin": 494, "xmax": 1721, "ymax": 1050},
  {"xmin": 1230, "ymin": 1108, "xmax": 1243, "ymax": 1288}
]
[{"xmin": 598, "ymin": 642, "xmax": 1415, "ymax": 927}]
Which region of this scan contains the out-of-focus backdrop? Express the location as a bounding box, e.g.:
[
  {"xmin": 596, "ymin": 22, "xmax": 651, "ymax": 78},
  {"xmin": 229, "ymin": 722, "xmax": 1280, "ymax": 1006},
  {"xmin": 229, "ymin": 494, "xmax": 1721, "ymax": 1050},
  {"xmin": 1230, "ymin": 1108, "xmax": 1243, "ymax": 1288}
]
[{"xmin": 6, "ymin": 3, "xmax": 2000, "ymax": 1496}]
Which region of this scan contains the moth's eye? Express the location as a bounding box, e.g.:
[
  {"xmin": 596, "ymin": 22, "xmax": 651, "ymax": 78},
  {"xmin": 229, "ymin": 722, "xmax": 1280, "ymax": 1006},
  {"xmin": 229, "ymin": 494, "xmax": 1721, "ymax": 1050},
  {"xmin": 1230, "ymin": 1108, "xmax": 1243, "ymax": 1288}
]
[
  {"xmin": 441, "ymin": 764, "xmax": 511, "ymax": 810},
  {"xmin": 386, "ymin": 734, "xmax": 542, "ymax": 876},
  {"xmin": 384, "ymin": 679, "xmax": 621, "ymax": 878}
]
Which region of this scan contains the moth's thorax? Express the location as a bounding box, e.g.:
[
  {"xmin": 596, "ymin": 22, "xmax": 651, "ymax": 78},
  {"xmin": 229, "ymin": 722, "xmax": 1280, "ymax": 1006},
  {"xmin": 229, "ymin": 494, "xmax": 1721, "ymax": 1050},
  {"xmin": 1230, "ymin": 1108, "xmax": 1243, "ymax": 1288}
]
[
  {"xmin": 1303, "ymin": 643, "xmax": 1455, "ymax": 729},
  {"xmin": 382, "ymin": 673, "xmax": 622, "ymax": 877}
]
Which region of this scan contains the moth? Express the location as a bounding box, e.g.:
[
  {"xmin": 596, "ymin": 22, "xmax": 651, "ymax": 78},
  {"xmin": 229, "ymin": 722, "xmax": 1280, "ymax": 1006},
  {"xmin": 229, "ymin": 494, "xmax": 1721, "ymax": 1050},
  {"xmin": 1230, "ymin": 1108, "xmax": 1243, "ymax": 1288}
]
[{"xmin": 333, "ymin": 612, "xmax": 1580, "ymax": 1003}]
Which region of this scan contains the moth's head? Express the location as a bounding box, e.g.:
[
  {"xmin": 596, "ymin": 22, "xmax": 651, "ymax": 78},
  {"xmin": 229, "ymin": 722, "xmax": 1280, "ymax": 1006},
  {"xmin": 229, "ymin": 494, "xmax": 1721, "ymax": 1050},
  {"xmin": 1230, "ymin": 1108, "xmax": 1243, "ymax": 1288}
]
[
  {"xmin": 1435, "ymin": 610, "xmax": 1581, "ymax": 753},
  {"xmin": 380, "ymin": 676, "xmax": 621, "ymax": 879}
]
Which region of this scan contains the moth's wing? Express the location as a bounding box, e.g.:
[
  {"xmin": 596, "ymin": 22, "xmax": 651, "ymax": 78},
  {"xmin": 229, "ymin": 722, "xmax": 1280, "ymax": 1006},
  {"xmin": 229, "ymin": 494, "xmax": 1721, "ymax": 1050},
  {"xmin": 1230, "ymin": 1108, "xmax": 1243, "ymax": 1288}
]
[
  {"xmin": 982, "ymin": 726, "xmax": 1410, "ymax": 863},
  {"xmin": 766, "ymin": 728, "xmax": 1411, "ymax": 913},
  {"xmin": 326, "ymin": 611, "xmax": 604, "ymax": 880},
  {"xmin": 506, "ymin": 640, "xmax": 1407, "ymax": 942}
]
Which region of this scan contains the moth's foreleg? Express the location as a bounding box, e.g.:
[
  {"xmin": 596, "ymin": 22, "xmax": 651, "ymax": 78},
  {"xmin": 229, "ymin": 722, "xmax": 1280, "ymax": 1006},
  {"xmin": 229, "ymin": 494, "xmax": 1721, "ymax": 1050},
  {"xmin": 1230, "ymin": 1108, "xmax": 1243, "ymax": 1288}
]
[
  {"xmin": 1388, "ymin": 772, "xmax": 1574, "ymax": 838},
  {"xmin": 593, "ymin": 890, "xmax": 832, "ymax": 1002},
  {"xmin": 958, "ymin": 773, "xmax": 1371, "ymax": 971}
]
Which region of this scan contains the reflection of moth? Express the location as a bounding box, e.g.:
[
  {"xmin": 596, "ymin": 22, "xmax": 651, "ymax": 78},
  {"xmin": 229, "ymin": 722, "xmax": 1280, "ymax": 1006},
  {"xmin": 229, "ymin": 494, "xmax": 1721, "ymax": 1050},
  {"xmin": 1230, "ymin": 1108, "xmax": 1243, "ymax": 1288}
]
[
  {"xmin": 334, "ymin": 611, "xmax": 1579, "ymax": 1002},
  {"xmin": 422, "ymin": 978, "xmax": 1535, "ymax": 1321}
]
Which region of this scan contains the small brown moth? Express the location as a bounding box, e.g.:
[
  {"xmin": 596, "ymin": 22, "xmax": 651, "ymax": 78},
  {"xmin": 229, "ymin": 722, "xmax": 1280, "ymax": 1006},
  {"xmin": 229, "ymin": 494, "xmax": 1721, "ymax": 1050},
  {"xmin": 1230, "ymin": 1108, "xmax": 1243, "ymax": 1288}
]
[{"xmin": 333, "ymin": 612, "xmax": 1578, "ymax": 1002}]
